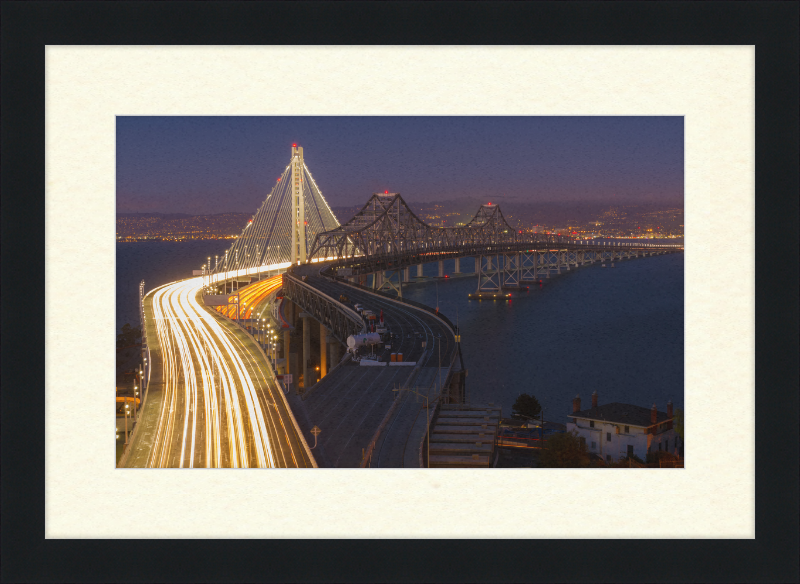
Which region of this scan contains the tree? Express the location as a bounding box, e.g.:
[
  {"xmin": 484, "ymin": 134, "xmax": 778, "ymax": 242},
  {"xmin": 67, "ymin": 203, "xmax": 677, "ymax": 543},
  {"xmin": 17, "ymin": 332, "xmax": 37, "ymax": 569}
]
[
  {"xmin": 117, "ymin": 323, "xmax": 142, "ymax": 348},
  {"xmin": 512, "ymin": 393, "xmax": 542, "ymax": 420},
  {"xmin": 539, "ymin": 430, "xmax": 590, "ymax": 468}
]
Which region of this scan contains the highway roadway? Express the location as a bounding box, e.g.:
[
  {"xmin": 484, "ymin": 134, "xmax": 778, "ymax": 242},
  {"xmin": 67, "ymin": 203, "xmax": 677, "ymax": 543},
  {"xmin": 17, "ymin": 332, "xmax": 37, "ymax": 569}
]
[
  {"xmin": 122, "ymin": 276, "xmax": 315, "ymax": 468},
  {"xmin": 294, "ymin": 264, "xmax": 455, "ymax": 367},
  {"xmin": 285, "ymin": 264, "xmax": 457, "ymax": 467}
]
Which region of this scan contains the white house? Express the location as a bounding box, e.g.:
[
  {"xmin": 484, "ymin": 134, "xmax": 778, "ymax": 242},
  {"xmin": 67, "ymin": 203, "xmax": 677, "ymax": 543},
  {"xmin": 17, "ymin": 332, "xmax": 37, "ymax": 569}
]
[{"xmin": 565, "ymin": 391, "xmax": 683, "ymax": 464}]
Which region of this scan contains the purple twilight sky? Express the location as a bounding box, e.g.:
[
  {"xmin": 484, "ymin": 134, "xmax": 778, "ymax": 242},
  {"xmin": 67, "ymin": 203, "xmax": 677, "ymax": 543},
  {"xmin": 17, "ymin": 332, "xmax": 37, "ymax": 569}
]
[{"xmin": 116, "ymin": 116, "xmax": 683, "ymax": 215}]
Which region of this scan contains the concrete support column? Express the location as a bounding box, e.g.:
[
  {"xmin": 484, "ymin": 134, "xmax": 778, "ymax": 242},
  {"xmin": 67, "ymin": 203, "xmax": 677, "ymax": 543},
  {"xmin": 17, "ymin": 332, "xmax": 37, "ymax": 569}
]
[
  {"xmin": 454, "ymin": 257, "xmax": 461, "ymax": 273},
  {"xmin": 283, "ymin": 329, "xmax": 291, "ymax": 367},
  {"xmin": 319, "ymin": 322, "xmax": 328, "ymax": 378},
  {"xmin": 300, "ymin": 313, "xmax": 313, "ymax": 389},
  {"xmin": 438, "ymin": 260, "xmax": 444, "ymax": 277},
  {"xmin": 328, "ymin": 339, "xmax": 341, "ymax": 367},
  {"xmin": 282, "ymin": 300, "xmax": 293, "ymax": 376},
  {"xmin": 417, "ymin": 264, "xmax": 424, "ymax": 277},
  {"xmin": 403, "ymin": 267, "xmax": 411, "ymax": 282}
]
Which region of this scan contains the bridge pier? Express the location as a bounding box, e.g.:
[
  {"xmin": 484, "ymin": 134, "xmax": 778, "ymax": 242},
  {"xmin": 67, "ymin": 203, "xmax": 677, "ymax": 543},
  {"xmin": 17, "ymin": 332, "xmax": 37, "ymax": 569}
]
[
  {"xmin": 300, "ymin": 312, "xmax": 314, "ymax": 391},
  {"xmin": 454, "ymin": 257, "xmax": 461, "ymax": 274},
  {"xmin": 377, "ymin": 269, "xmax": 403, "ymax": 298},
  {"xmin": 503, "ymin": 253, "xmax": 520, "ymax": 287},
  {"xmin": 417, "ymin": 264, "xmax": 424, "ymax": 278},
  {"xmin": 404, "ymin": 266, "xmax": 411, "ymax": 282},
  {"xmin": 328, "ymin": 337, "xmax": 341, "ymax": 368},
  {"xmin": 319, "ymin": 323, "xmax": 328, "ymax": 378},
  {"xmin": 520, "ymin": 251, "xmax": 537, "ymax": 282},
  {"xmin": 438, "ymin": 260, "xmax": 444, "ymax": 278},
  {"xmin": 282, "ymin": 300, "xmax": 294, "ymax": 377},
  {"xmin": 476, "ymin": 254, "xmax": 502, "ymax": 293}
]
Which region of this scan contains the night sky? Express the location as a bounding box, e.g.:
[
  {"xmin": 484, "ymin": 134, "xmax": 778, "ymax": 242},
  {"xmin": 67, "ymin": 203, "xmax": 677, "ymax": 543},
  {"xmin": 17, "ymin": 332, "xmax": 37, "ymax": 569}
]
[{"xmin": 116, "ymin": 116, "xmax": 683, "ymax": 215}]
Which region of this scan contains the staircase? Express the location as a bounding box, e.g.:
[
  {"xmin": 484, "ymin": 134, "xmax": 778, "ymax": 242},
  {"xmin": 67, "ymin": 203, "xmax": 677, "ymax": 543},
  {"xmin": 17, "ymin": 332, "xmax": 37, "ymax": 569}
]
[{"xmin": 428, "ymin": 404, "xmax": 502, "ymax": 468}]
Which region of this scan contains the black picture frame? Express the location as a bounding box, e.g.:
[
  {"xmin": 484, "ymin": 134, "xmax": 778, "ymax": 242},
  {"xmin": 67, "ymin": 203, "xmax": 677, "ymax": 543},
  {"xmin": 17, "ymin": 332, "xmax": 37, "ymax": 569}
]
[{"xmin": 2, "ymin": 2, "xmax": 797, "ymax": 582}]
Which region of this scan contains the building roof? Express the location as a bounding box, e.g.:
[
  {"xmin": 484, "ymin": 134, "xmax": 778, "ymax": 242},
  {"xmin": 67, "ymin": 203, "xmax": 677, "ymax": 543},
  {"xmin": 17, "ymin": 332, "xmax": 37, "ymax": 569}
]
[{"xmin": 572, "ymin": 402, "xmax": 671, "ymax": 427}]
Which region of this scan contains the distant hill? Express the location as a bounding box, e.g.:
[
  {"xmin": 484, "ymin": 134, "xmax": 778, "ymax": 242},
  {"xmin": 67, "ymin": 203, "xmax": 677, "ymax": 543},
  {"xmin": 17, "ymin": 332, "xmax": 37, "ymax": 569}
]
[
  {"xmin": 116, "ymin": 212, "xmax": 249, "ymax": 220},
  {"xmin": 118, "ymin": 199, "xmax": 683, "ymax": 239},
  {"xmin": 116, "ymin": 212, "xmax": 193, "ymax": 221}
]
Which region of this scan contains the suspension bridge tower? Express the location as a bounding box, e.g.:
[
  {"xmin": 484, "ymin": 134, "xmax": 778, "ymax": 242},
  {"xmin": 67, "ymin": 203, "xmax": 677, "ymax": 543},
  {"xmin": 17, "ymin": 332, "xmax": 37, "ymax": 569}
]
[
  {"xmin": 212, "ymin": 144, "xmax": 339, "ymax": 277},
  {"xmin": 291, "ymin": 144, "xmax": 306, "ymax": 264}
]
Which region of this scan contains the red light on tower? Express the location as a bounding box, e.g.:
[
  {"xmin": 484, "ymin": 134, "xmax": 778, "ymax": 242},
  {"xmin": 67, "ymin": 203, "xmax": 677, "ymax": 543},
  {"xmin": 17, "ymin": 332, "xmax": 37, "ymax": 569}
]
[
  {"xmin": 385, "ymin": 190, "xmax": 388, "ymax": 194},
  {"xmin": 292, "ymin": 143, "xmax": 297, "ymax": 147}
]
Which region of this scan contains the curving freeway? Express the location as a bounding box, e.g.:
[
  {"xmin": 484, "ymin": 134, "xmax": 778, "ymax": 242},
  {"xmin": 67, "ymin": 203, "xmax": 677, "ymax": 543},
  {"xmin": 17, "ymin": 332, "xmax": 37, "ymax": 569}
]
[
  {"xmin": 283, "ymin": 263, "xmax": 458, "ymax": 467},
  {"xmin": 122, "ymin": 276, "xmax": 315, "ymax": 468},
  {"xmin": 215, "ymin": 274, "xmax": 283, "ymax": 320}
]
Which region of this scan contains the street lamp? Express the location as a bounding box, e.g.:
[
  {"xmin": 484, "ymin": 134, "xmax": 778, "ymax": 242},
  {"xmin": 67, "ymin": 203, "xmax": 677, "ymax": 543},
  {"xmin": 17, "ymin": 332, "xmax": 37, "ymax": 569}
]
[{"xmin": 124, "ymin": 403, "xmax": 130, "ymax": 445}]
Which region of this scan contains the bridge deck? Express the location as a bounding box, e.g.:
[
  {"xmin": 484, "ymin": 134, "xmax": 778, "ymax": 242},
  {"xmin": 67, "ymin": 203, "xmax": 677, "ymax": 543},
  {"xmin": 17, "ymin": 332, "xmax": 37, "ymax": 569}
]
[
  {"xmin": 293, "ymin": 264, "xmax": 454, "ymax": 367},
  {"xmin": 284, "ymin": 263, "xmax": 457, "ymax": 467}
]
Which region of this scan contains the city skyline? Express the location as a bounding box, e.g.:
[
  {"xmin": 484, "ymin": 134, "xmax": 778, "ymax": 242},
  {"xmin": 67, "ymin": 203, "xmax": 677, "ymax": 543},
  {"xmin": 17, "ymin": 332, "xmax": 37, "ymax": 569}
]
[{"xmin": 116, "ymin": 116, "xmax": 684, "ymax": 215}]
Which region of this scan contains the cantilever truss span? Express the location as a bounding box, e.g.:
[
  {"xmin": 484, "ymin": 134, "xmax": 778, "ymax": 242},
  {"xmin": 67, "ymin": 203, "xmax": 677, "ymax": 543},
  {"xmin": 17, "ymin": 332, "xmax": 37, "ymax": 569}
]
[{"xmin": 307, "ymin": 192, "xmax": 568, "ymax": 271}]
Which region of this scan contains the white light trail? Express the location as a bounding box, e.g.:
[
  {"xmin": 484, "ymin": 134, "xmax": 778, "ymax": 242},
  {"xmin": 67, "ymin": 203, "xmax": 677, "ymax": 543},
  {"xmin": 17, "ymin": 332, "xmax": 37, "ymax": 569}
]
[{"xmin": 143, "ymin": 275, "xmax": 305, "ymax": 468}]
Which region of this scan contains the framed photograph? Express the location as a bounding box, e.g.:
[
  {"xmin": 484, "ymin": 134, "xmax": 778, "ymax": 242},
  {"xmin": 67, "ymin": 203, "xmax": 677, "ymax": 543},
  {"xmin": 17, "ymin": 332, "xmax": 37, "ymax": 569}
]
[{"xmin": 3, "ymin": 2, "xmax": 796, "ymax": 582}]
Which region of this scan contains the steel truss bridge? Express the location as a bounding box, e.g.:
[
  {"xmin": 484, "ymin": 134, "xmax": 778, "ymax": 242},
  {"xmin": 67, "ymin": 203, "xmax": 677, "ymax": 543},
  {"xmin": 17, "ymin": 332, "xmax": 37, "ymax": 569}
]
[{"xmin": 305, "ymin": 191, "xmax": 681, "ymax": 296}]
